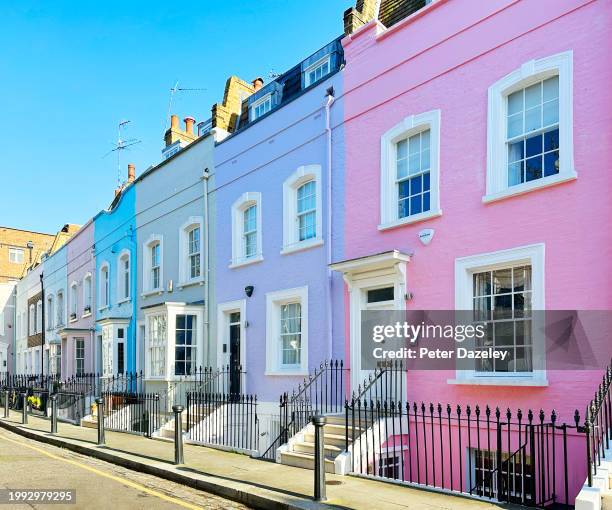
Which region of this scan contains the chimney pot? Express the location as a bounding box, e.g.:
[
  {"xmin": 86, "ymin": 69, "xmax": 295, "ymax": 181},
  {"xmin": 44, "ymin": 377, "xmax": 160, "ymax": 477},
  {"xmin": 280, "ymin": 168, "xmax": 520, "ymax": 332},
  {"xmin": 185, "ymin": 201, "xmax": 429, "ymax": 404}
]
[
  {"xmin": 170, "ymin": 114, "xmax": 179, "ymax": 129},
  {"xmin": 184, "ymin": 116, "xmax": 195, "ymax": 135},
  {"xmin": 127, "ymin": 163, "xmax": 135, "ymax": 183},
  {"xmin": 252, "ymin": 77, "xmax": 264, "ymax": 91}
]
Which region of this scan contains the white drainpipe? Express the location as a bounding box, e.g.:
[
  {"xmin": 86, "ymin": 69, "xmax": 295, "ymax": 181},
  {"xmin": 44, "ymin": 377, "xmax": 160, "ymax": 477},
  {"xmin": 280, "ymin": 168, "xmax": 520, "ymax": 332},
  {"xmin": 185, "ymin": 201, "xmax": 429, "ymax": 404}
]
[
  {"xmin": 202, "ymin": 167, "xmax": 211, "ymax": 366},
  {"xmin": 324, "ymin": 90, "xmax": 336, "ymax": 360}
]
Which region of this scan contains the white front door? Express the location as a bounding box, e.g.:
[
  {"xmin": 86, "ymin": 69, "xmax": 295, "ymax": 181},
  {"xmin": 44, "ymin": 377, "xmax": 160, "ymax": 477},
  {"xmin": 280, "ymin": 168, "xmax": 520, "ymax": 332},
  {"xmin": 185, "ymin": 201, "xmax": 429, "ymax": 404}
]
[{"xmin": 348, "ymin": 276, "xmax": 405, "ymax": 394}]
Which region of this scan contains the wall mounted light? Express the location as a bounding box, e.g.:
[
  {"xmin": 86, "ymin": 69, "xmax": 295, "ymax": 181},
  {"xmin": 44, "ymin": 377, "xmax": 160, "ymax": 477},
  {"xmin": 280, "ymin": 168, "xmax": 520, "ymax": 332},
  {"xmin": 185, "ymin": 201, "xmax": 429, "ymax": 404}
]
[{"xmin": 245, "ymin": 285, "xmax": 254, "ymax": 298}]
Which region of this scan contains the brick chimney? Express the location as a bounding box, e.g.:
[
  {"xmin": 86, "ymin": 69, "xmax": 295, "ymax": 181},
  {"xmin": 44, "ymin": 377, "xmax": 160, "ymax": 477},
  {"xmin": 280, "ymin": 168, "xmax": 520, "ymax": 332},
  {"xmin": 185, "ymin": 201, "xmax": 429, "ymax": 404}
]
[
  {"xmin": 164, "ymin": 113, "xmax": 197, "ymax": 147},
  {"xmin": 344, "ymin": 0, "xmax": 379, "ymax": 35},
  {"xmin": 127, "ymin": 163, "xmax": 135, "ymax": 183},
  {"xmin": 212, "ymin": 76, "xmax": 259, "ymax": 133},
  {"xmin": 184, "ymin": 117, "xmax": 195, "ymax": 136}
]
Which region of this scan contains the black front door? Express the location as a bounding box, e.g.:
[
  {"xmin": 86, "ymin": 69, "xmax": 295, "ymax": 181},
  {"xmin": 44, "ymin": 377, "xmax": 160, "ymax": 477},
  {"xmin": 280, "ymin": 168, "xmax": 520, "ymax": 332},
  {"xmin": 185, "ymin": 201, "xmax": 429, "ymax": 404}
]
[{"xmin": 229, "ymin": 312, "xmax": 241, "ymax": 395}]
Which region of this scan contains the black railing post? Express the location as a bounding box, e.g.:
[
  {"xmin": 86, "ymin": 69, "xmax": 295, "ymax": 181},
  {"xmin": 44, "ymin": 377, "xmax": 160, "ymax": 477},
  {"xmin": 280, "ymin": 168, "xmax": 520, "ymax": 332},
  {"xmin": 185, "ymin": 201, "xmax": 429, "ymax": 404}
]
[
  {"xmin": 496, "ymin": 415, "xmax": 503, "ymax": 501},
  {"xmin": 586, "ymin": 407, "xmax": 593, "ymax": 487},
  {"xmin": 173, "ymin": 405, "xmax": 184, "ymax": 465},
  {"xmin": 96, "ymin": 397, "xmax": 105, "ymax": 446},
  {"xmin": 312, "ymin": 414, "xmax": 327, "ymax": 502},
  {"xmin": 21, "ymin": 393, "xmax": 28, "ymax": 424},
  {"xmin": 50, "ymin": 394, "xmax": 57, "ymax": 434},
  {"xmin": 3, "ymin": 389, "xmax": 8, "ymax": 418}
]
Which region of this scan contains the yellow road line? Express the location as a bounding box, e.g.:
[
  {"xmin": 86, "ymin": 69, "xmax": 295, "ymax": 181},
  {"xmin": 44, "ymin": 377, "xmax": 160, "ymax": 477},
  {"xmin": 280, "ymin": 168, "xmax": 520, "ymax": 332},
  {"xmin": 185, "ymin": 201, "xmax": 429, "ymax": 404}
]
[{"xmin": 0, "ymin": 430, "xmax": 203, "ymax": 510}]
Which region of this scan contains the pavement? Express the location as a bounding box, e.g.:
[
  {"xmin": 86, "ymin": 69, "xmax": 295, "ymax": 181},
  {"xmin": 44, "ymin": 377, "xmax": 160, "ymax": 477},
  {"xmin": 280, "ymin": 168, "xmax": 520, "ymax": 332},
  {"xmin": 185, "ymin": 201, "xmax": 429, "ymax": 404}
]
[
  {"xmin": 0, "ymin": 426, "xmax": 246, "ymax": 509},
  {"xmin": 0, "ymin": 411, "xmax": 516, "ymax": 510}
]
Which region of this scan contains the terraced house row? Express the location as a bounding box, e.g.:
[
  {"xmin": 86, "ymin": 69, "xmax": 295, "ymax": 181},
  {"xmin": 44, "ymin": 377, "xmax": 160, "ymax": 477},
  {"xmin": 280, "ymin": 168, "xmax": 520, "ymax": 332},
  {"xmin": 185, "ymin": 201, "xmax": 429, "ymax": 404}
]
[{"xmin": 2, "ymin": 0, "xmax": 611, "ymax": 507}]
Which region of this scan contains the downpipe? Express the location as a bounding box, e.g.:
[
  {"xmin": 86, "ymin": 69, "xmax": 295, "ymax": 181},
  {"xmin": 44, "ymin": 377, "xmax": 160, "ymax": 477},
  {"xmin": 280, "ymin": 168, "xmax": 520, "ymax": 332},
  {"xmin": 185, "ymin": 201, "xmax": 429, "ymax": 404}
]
[{"xmin": 324, "ymin": 90, "xmax": 335, "ymax": 361}]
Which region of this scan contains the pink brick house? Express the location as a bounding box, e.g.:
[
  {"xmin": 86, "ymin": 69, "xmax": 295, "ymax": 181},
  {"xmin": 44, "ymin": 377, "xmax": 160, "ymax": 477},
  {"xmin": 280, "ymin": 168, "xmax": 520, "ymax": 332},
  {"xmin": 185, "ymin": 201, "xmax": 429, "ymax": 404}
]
[{"xmin": 332, "ymin": 0, "xmax": 612, "ymax": 504}]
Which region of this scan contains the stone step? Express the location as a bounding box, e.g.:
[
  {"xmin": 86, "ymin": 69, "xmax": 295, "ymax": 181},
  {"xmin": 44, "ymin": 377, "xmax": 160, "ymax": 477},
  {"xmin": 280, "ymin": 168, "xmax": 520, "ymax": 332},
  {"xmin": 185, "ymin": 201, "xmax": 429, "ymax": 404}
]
[
  {"xmin": 292, "ymin": 441, "xmax": 342, "ymax": 459},
  {"xmin": 322, "ymin": 414, "xmax": 346, "ymax": 426},
  {"xmin": 279, "ymin": 450, "xmax": 336, "ymax": 473},
  {"xmin": 303, "ymin": 431, "xmax": 347, "ymax": 448}
]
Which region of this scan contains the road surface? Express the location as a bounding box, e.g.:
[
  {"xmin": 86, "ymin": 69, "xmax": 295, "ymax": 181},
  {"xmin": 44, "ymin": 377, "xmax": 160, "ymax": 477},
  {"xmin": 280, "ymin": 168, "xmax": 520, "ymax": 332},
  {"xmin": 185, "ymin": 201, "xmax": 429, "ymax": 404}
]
[{"xmin": 0, "ymin": 427, "xmax": 248, "ymax": 509}]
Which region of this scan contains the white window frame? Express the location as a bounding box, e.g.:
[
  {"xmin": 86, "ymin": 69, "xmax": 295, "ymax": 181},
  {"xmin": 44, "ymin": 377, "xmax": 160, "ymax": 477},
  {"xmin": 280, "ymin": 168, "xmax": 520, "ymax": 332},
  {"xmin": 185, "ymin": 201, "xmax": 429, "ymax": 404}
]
[
  {"xmin": 485, "ymin": 51, "xmax": 576, "ymax": 203},
  {"xmin": 75, "ymin": 338, "xmax": 85, "ymax": 376},
  {"xmin": 56, "ymin": 290, "xmax": 64, "ymax": 327},
  {"xmin": 46, "ymin": 294, "xmax": 54, "ymax": 330},
  {"xmin": 98, "ymin": 262, "xmax": 110, "ymax": 310},
  {"xmin": 230, "ymin": 192, "xmax": 263, "ymax": 268},
  {"xmin": 250, "ymin": 93, "xmax": 272, "ymax": 121},
  {"xmin": 451, "ymin": 243, "xmax": 547, "ymax": 386},
  {"xmin": 178, "ymin": 217, "xmax": 205, "ymax": 287},
  {"xmin": 101, "ymin": 324, "xmax": 113, "ymax": 377},
  {"xmin": 8, "ymin": 247, "xmax": 24, "ymax": 264},
  {"xmin": 265, "ymin": 286, "xmax": 308, "ymax": 376},
  {"xmin": 117, "ymin": 249, "xmax": 131, "ymax": 303},
  {"xmin": 282, "ymin": 165, "xmax": 323, "ymax": 255},
  {"xmin": 36, "ymin": 300, "xmax": 42, "ymax": 333},
  {"xmin": 304, "ymin": 55, "xmax": 331, "ymax": 87},
  {"xmin": 380, "ymin": 109, "xmax": 441, "ymax": 230},
  {"xmin": 28, "ymin": 304, "xmax": 35, "ymax": 336},
  {"xmin": 142, "ymin": 234, "xmax": 164, "ymax": 296},
  {"xmin": 69, "ymin": 281, "xmax": 78, "ymax": 321},
  {"xmin": 82, "ymin": 273, "xmax": 92, "ymax": 316}
]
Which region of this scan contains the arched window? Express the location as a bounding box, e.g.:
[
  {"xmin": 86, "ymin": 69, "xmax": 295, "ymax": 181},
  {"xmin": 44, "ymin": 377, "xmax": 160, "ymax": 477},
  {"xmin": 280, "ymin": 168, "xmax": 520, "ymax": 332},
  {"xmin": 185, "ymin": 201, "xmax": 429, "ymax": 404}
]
[
  {"xmin": 99, "ymin": 263, "xmax": 110, "ymax": 308},
  {"xmin": 117, "ymin": 250, "xmax": 130, "ymax": 301},
  {"xmin": 143, "ymin": 235, "xmax": 163, "ymax": 294},
  {"xmin": 230, "ymin": 194, "xmax": 262, "ymax": 268},
  {"xmin": 178, "ymin": 218, "xmax": 204, "ymax": 285},
  {"xmin": 70, "ymin": 282, "xmax": 78, "ymax": 320},
  {"xmin": 282, "ymin": 165, "xmax": 322, "ymax": 254}
]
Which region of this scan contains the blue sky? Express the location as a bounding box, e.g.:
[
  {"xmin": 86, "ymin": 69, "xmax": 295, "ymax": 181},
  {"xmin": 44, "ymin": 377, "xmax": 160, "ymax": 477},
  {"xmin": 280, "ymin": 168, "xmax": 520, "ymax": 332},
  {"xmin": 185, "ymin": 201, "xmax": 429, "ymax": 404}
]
[{"xmin": 0, "ymin": 1, "xmax": 348, "ymax": 233}]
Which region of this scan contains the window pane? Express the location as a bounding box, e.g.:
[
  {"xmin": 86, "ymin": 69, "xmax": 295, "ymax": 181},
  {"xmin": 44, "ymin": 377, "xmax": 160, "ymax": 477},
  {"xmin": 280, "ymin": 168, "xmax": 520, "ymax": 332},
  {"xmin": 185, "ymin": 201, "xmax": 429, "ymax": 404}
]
[
  {"xmin": 524, "ymin": 82, "xmax": 541, "ymax": 109},
  {"xmin": 524, "ymin": 106, "xmax": 541, "ymax": 133},
  {"xmin": 544, "ymin": 129, "xmax": 559, "ymax": 151},
  {"xmin": 525, "ymin": 156, "xmax": 543, "ymax": 181},
  {"xmin": 473, "ymin": 272, "xmax": 491, "ymax": 297},
  {"xmin": 543, "ymin": 76, "xmax": 559, "ymax": 101},
  {"xmin": 544, "ymin": 150, "xmax": 559, "ymax": 176},
  {"xmin": 367, "ymin": 287, "xmax": 394, "ymax": 303},
  {"xmin": 507, "ymin": 113, "xmax": 523, "ymax": 139},
  {"xmin": 507, "ymin": 90, "xmax": 523, "ymax": 115}
]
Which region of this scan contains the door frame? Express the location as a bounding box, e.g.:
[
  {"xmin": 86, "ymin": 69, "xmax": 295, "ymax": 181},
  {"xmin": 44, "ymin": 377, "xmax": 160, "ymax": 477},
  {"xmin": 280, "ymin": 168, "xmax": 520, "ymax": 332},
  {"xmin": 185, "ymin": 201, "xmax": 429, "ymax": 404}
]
[
  {"xmin": 331, "ymin": 250, "xmax": 410, "ymax": 393},
  {"xmin": 216, "ymin": 299, "xmax": 246, "ymax": 375}
]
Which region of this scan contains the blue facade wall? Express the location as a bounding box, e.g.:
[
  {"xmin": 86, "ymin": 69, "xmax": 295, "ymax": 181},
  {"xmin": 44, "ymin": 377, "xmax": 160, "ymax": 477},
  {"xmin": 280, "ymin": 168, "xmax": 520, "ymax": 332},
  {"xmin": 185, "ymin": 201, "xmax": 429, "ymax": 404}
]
[{"xmin": 93, "ymin": 185, "xmax": 138, "ymax": 373}]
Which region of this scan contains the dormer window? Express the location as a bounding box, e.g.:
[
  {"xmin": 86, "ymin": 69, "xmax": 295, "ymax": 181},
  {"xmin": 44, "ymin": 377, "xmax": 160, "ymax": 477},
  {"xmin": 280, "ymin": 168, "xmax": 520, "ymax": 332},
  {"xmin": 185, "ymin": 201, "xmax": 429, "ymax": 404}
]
[
  {"xmin": 251, "ymin": 94, "xmax": 272, "ymax": 121},
  {"xmin": 304, "ymin": 55, "xmax": 331, "ymax": 87}
]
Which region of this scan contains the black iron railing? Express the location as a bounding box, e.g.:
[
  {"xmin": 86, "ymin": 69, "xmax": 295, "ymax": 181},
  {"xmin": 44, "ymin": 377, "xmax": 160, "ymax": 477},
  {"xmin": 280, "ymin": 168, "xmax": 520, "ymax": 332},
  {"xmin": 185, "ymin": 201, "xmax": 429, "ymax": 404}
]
[
  {"xmin": 55, "ymin": 391, "xmax": 87, "ymax": 424},
  {"xmin": 353, "ymin": 360, "xmax": 404, "ymax": 403},
  {"xmin": 346, "ymin": 398, "xmax": 580, "ymax": 508},
  {"xmin": 186, "ymin": 392, "xmax": 258, "ymax": 451},
  {"xmin": 261, "ymin": 359, "xmax": 347, "ymax": 461},
  {"xmin": 101, "ymin": 391, "xmax": 160, "ymax": 437},
  {"xmin": 585, "ymin": 363, "xmax": 612, "ymax": 487}
]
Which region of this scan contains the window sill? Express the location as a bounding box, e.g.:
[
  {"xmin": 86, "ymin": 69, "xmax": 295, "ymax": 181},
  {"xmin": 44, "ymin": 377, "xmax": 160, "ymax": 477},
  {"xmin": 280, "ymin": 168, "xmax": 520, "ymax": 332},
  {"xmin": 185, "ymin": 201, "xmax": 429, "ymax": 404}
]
[
  {"xmin": 69, "ymin": 318, "xmax": 78, "ymax": 324},
  {"xmin": 97, "ymin": 306, "xmax": 109, "ymax": 313},
  {"xmin": 482, "ymin": 171, "xmax": 577, "ymax": 204},
  {"xmin": 265, "ymin": 369, "xmax": 309, "ymax": 377},
  {"xmin": 81, "ymin": 312, "xmax": 92, "ymax": 319},
  {"xmin": 141, "ymin": 289, "xmax": 164, "ymax": 298},
  {"xmin": 281, "ymin": 238, "xmax": 323, "ymax": 256},
  {"xmin": 117, "ymin": 298, "xmax": 131, "ymax": 305},
  {"xmin": 447, "ymin": 376, "xmax": 548, "ymax": 387},
  {"xmin": 229, "ymin": 254, "xmax": 264, "ymax": 269},
  {"xmin": 177, "ymin": 277, "xmax": 204, "ymax": 289},
  {"xmin": 378, "ymin": 209, "xmax": 442, "ymax": 231}
]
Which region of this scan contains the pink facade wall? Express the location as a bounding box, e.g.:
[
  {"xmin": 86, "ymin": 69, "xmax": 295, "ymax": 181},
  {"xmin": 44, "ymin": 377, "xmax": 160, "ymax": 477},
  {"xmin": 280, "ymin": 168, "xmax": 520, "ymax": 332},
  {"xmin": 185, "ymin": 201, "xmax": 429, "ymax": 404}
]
[
  {"xmin": 341, "ymin": 0, "xmax": 612, "ymax": 422},
  {"xmin": 64, "ymin": 220, "xmax": 95, "ymax": 377}
]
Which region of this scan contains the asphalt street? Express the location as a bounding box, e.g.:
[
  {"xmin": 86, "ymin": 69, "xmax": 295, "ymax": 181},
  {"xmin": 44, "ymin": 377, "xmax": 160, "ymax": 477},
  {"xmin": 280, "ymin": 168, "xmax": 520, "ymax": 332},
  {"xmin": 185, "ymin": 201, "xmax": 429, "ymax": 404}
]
[{"xmin": 0, "ymin": 427, "xmax": 248, "ymax": 509}]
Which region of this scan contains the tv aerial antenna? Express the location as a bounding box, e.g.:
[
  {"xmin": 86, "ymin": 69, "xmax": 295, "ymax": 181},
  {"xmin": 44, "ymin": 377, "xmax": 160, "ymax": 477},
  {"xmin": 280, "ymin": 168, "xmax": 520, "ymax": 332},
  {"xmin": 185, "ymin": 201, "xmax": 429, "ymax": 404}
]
[
  {"xmin": 103, "ymin": 120, "xmax": 141, "ymax": 186},
  {"xmin": 164, "ymin": 81, "xmax": 207, "ymax": 133}
]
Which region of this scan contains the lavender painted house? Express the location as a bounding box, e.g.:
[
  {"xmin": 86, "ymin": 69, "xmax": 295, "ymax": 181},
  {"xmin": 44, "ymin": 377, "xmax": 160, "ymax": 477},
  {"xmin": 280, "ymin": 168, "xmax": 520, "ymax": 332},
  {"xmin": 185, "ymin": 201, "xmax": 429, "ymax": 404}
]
[
  {"xmin": 211, "ymin": 39, "xmax": 346, "ymax": 443},
  {"xmin": 61, "ymin": 219, "xmax": 96, "ymax": 378}
]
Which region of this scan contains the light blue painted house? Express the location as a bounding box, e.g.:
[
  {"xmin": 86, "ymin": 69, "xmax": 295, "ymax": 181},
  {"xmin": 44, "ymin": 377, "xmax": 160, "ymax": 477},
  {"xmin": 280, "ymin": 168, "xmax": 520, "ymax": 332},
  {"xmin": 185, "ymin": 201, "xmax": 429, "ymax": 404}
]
[{"xmin": 93, "ymin": 181, "xmax": 138, "ymax": 377}]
